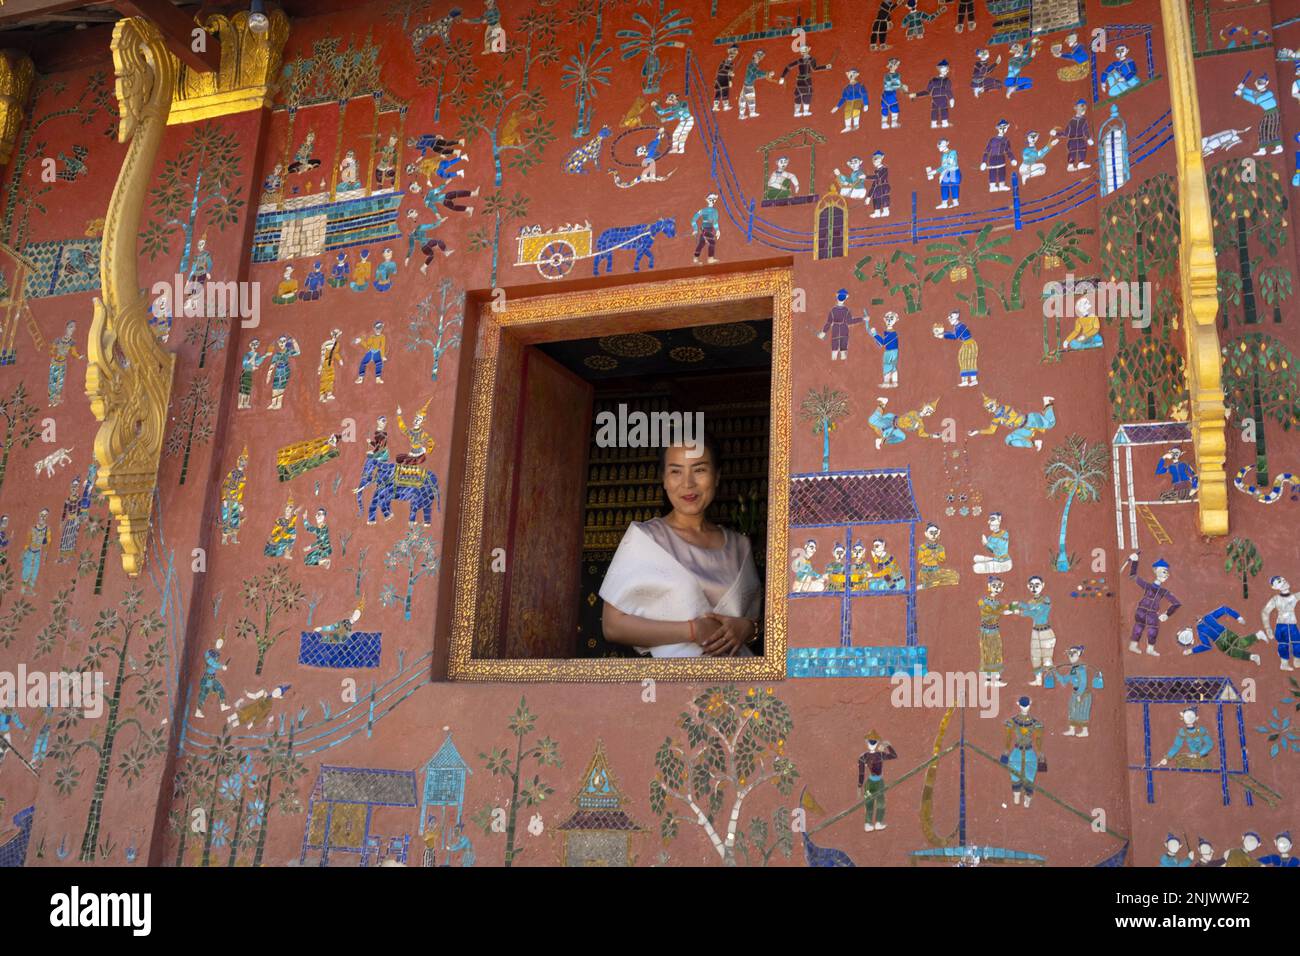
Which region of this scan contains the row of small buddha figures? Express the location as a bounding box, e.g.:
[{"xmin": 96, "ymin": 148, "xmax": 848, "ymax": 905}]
[
  {"xmin": 588, "ymin": 435, "xmax": 768, "ymax": 463},
  {"xmin": 587, "ymin": 478, "xmax": 770, "ymax": 506}
]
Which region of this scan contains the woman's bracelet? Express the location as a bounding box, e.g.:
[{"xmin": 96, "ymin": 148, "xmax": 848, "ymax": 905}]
[{"xmin": 688, "ymin": 618, "xmax": 696, "ymax": 644}]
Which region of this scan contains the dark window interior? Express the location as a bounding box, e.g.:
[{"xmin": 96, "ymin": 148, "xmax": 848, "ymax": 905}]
[{"xmin": 535, "ymin": 320, "xmax": 773, "ymax": 658}]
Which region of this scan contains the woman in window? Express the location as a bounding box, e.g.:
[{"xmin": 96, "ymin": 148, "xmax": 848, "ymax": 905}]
[{"xmin": 600, "ymin": 432, "xmax": 762, "ymax": 657}]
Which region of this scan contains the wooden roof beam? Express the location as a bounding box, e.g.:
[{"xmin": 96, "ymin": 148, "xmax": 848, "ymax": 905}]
[{"xmin": 112, "ymin": 0, "xmax": 219, "ymax": 72}]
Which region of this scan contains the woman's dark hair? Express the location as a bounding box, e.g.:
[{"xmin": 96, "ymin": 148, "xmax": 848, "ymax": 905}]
[{"xmin": 657, "ymin": 425, "xmax": 722, "ymax": 479}]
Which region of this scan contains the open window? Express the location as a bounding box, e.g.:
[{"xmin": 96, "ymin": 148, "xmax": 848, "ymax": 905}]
[{"xmin": 446, "ymin": 268, "xmax": 791, "ymax": 681}]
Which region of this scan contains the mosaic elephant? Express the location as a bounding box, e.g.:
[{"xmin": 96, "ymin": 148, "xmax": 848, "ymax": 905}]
[{"xmin": 355, "ymin": 457, "xmax": 441, "ymax": 526}]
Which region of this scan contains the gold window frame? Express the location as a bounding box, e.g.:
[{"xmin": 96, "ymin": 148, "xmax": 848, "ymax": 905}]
[{"xmin": 448, "ymin": 266, "xmax": 792, "ymax": 681}]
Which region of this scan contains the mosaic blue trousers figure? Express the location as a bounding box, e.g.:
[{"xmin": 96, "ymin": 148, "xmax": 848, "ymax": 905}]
[{"xmin": 1006, "ymin": 405, "xmax": 1054, "ymax": 448}]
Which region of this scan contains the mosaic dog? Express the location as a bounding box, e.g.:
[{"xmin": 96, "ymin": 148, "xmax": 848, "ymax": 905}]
[{"xmin": 563, "ymin": 126, "xmax": 612, "ymax": 175}]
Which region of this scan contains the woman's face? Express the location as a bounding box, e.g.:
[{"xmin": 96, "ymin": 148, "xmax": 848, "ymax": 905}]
[{"xmin": 662, "ymin": 444, "xmax": 717, "ymax": 518}]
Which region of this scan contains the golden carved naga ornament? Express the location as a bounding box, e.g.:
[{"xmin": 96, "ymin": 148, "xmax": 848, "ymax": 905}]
[
  {"xmin": 85, "ymin": 17, "xmax": 177, "ymax": 577},
  {"xmin": 1159, "ymin": 0, "xmax": 1228, "ymax": 537},
  {"xmin": 0, "ymin": 50, "xmax": 34, "ymax": 167},
  {"xmin": 169, "ymin": 6, "xmax": 289, "ymax": 125}
]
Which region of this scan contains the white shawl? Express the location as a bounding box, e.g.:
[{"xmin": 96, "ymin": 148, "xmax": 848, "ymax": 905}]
[{"xmin": 598, "ymin": 521, "xmax": 760, "ymax": 658}]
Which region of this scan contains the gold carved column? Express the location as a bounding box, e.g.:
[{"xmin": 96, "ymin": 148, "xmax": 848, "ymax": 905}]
[
  {"xmin": 87, "ymin": 10, "xmax": 288, "ymax": 576},
  {"xmin": 1159, "ymin": 0, "xmax": 1228, "ymax": 537}
]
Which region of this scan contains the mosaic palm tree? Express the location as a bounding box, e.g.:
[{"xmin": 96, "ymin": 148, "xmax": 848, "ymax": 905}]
[
  {"xmin": 562, "ymin": 41, "xmax": 614, "ymax": 139},
  {"xmin": 617, "ymin": 4, "xmax": 693, "ymax": 95},
  {"xmin": 1045, "ymin": 434, "xmax": 1109, "ymax": 572},
  {"xmin": 800, "ymin": 386, "xmax": 849, "ymax": 472}
]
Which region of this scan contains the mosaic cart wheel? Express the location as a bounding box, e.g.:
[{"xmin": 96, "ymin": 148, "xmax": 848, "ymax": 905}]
[{"xmin": 536, "ymin": 240, "xmax": 576, "ymax": 279}]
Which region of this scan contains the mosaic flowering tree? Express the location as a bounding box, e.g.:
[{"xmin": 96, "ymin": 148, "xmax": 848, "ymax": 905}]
[
  {"xmin": 1045, "ymin": 434, "xmax": 1109, "ymax": 572},
  {"xmin": 800, "ymin": 386, "xmax": 849, "ymax": 472},
  {"xmin": 507, "ymin": 8, "xmax": 560, "ymax": 93},
  {"xmin": 413, "ymin": 33, "xmax": 477, "ymax": 123},
  {"xmin": 248, "ymin": 727, "xmax": 306, "ymax": 866},
  {"xmin": 0, "ymin": 381, "xmax": 38, "ymax": 493},
  {"xmin": 183, "ymin": 306, "xmax": 229, "ymax": 371},
  {"xmin": 45, "ymin": 588, "xmax": 167, "ymax": 862},
  {"xmin": 1099, "ymin": 172, "xmax": 1179, "ymax": 346},
  {"xmin": 236, "ymin": 564, "xmax": 306, "ymax": 676},
  {"xmin": 457, "ymin": 73, "xmax": 555, "ymax": 188},
  {"xmin": 650, "ymin": 686, "xmax": 798, "ymax": 866},
  {"xmin": 468, "ymin": 190, "xmax": 530, "ymax": 288},
  {"xmin": 1221, "ymin": 332, "xmax": 1300, "ymax": 488},
  {"xmin": 1225, "ymin": 537, "xmax": 1263, "ymax": 600},
  {"xmin": 1208, "ymin": 158, "xmax": 1289, "ymax": 328},
  {"xmin": 140, "ymin": 122, "xmax": 245, "ymax": 277},
  {"xmin": 568, "ymin": 0, "xmax": 634, "ymax": 44},
  {"xmin": 476, "ymin": 696, "xmax": 562, "ymax": 867},
  {"xmin": 163, "ymin": 375, "xmax": 216, "ymax": 486}
]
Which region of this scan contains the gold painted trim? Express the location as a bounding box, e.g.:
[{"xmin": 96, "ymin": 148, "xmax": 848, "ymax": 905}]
[
  {"xmin": 1159, "ymin": 0, "xmax": 1228, "ymax": 536},
  {"xmin": 85, "ymin": 17, "xmax": 178, "ymax": 576},
  {"xmin": 0, "ymin": 50, "xmax": 34, "ymax": 167},
  {"xmin": 167, "ymin": 8, "xmax": 290, "ymax": 126},
  {"xmin": 448, "ymin": 267, "xmax": 793, "ymax": 682}
]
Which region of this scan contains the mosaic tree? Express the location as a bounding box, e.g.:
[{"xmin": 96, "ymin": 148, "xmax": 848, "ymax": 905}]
[
  {"xmin": 140, "ymin": 122, "xmax": 245, "ymax": 277},
  {"xmin": 167, "ymin": 765, "xmax": 196, "ymax": 866},
  {"xmin": 235, "ymin": 564, "xmax": 306, "ymax": 676},
  {"xmin": 855, "ymin": 249, "xmax": 924, "ymax": 313},
  {"xmin": 617, "ymin": 5, "xmax": 693, "ymax": 95},
  {"xmin": 1221, "ymin": 332, "xmax": 1300, "ymax": 489},
  {"xmin": 1045, "ymin": 434, "xmax": 1109, "ymax": 572},
  {"xmin": 457, "ymin": 73, "xmax": 555, "ymax": 188},
  {"xmin": 382, "ymin": 527, "xmax": 440, "ymax": 621},
  {"xmin": 507, "ymin": 8, "xmax": 561, "ymax": 93},
  {"xmin": 1108, "ymin": 338, "xmax": 1185, "ymax": 422},
  {"xmin": 562, "ymin": 41, "xmax": 614, "ymax": 139},
  {"xmin": 1010, "ymin": 220, "xmax": 1094, "ymax": 314},
  {"xmin": 650, "ymin": 686, "xmax": 798, "ymax": 867},
  {"xmin": 922, "ymin": 224, "xmax": 1014, "ymax": 317},
  {"xmin": 191, "ymin": 726, "xmax": 238, "ymax": 866},
  {"xmin": 0, "ymin": 584, "xmax": 34, "ymax": 646},
  {"xmin": 800, "ymin": 386, "xmax": 849, "ymax": 472},
  {"xmin": 184, "ymin": 306, "xmax": 229, "ymax": 371},
  {"xmin": 568, "ymin": 0, "xmax": 634, "ymax": 44},
  {"xmin": 1257, "ymin": 266, "xmax": 1292, "ymax": 326},
  {"xmin": 414, "ymin": 33, "xmax": 477, "ymax": 123},
  {"xmin": 1099, "ymin": 171, "xmax": 1179, "ymax": 346},
  {"xmin": 0, "ymin": 381, "xmax": 38, "ymax": 493},
  {"xmin": 2, "ymin": 71, "xmax": 114, "ymax": 250},
  {"xmin": 476, "ymin": 696, "xmax": 563, "ymax": 867},
  {"xmin": 468, "ymin": 189, "xmax": 530, "ymax": 288},
  {"xmin": 33, "ymin": 584, "xmax": 74, "ymax": 658},
  {"xmin": 1208, "ymin": 158, "xmax": 1289, "ymax": 328},
  {"xmin": 248, "ymin": 727, "xmax": 306, "ymax": 866},
  {"xmin": 1225, "ymin": 537, "xmax": 1263, "ymax": 600},
  {"xmin": 405, "ymin": 278, "xmax": 465, "ymax": 382},
  {"xmin": 45, "ymin": 588, "xmax": 167, "ymax": 862},
  {"xmin": 163, "ymin": 375, "xmax": 216, "ymax": 486}
]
